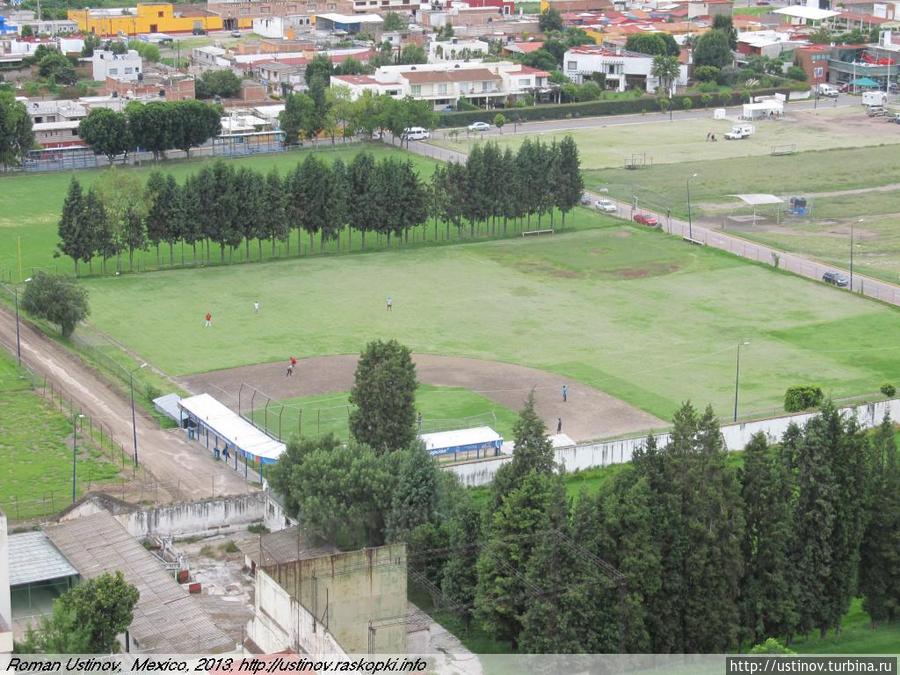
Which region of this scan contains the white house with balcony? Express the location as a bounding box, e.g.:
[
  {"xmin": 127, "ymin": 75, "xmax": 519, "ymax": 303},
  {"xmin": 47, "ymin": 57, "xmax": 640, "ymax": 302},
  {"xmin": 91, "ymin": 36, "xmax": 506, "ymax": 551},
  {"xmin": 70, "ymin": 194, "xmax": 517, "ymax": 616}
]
[
  {"xmin": 331, "ymin": 60, "xmax": 550, "ymax": 109},
  {"xmin": 92, "ymin": 49, "xmax": 143, "ymax": 82},
  {"xmin": 563, "ymin": 45, "xmax": 688, "ymax": 94}
]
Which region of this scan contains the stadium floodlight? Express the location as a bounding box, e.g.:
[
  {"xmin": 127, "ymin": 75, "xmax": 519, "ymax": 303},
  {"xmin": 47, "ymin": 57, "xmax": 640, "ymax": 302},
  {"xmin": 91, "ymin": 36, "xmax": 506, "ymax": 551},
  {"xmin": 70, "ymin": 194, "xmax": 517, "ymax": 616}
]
[{"xmin": 733, "ymin": 340, "xmax": 751, "ymax": 423}]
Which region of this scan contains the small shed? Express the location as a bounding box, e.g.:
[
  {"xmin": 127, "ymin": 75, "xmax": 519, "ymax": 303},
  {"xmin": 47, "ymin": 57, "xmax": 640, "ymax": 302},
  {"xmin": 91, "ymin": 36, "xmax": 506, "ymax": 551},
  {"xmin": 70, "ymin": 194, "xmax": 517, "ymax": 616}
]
[{"xmin": 420, "ymin": 426, "xmax": 503, "ymax": 462}]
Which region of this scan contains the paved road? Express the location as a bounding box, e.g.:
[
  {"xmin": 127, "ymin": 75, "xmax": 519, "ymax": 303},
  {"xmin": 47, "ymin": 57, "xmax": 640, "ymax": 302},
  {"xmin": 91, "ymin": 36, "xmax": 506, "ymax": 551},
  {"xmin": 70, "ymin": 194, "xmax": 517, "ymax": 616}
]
[
  {"xmin": 0, "ymin": 304, "xmax": 255, "ymax": 501},
  {"xmin": 407, "ymin": 99, "xmax": 900, "ymax": 308}
]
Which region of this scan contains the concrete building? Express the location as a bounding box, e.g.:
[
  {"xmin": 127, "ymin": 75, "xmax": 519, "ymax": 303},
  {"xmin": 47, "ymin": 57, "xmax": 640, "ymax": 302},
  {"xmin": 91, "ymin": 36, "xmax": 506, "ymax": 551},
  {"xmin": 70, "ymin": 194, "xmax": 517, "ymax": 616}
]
[
  {"xmin": 206, "ymin": 0, "xmax": 354, "ymax": 28},
  {"xmin": 331, "ymin": 60, "xmax": 551, "ymax": 107},
  {"xmin": 16, "ymin": 19, "xmax": 79, "ymax": 35},
  {"xmin": 92, "ymin": 48, "xmax": 143, "ymax": 81},
  {"xmin": 428, "ymin": 37, "xmax": 489, "ymax": 61},
  {"xmin": 0, "ymin": 511, "xmax": 12, "ymax": 654},
  {"xmin": 564, "ymin": 44, "xmax": 688, "ymax": 93},
  {"xmin": 32, "ymin": 121, "xmax": 83, "ymax": 148},
  {"xmin": 23, "ymin": 99, "xmax": 88, "ymax": 126},
  {"xmin": 101, "ymin": 71, "xmax": 196, "ymax": 99},
  {"xmin": 737, "ymin": 30, "xmax": 809, "ymax": 58},
  {"xmin": 242, "ymin": 528, "xmax": 407, "ymax": 655},
  {"xmin": 69, "ymin": 3, "xmax": 253, "ymax": 37},
  {"xmin": 314, "ymin": 11, "xmax": 384, "ymax": 35}
]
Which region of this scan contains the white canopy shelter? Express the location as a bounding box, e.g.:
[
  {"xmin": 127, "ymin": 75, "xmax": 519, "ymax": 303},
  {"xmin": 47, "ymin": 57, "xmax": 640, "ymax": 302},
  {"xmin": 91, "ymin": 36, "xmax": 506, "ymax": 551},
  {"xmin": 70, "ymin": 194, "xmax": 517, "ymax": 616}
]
[{"xmin": 730, "ymin": 194, "xmax": 784, "ymax": 224}]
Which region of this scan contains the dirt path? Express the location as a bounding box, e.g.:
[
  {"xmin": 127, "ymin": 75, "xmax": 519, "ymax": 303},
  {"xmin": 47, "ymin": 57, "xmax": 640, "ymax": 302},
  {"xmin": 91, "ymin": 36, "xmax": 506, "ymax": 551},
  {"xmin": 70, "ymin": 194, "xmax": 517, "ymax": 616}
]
[
  {"xmin": 181, "ymin": 354, "xmax": 664, "ymax": 443},
  {"xmin": 0, "ymin": 305, "xmax": 254, "ymax": 501}
]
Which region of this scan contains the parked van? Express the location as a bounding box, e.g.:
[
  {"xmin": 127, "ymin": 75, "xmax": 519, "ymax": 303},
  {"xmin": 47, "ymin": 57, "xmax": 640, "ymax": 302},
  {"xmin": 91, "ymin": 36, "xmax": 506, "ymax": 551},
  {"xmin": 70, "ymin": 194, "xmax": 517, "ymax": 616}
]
[
  {"xmin": 817, "ymin": 84, "xmax": 839, "ymax": 98},
  {"xmin": 402, "ymin": 127, "xmax": 430, "ymax": 141},
  {"xmin": 725, "ymin": 124, "xmax": 755, "ymax": 140}
]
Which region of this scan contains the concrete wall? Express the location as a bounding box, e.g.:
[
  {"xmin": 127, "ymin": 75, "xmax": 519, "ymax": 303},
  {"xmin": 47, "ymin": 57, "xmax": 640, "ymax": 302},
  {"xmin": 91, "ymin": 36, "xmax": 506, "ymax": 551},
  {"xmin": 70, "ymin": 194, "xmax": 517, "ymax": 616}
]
[
  {"xmin": 263, "ymin": 544, "xmax": 407, "ymax": 654},
  {"xmin": 447, "ymin": 399, "xmax": 900, "ymax": 487},
  {"xmin": 248, "ymin": 569, "xmax": 347, "ymax": 656},
  {"xmin": 0, "ymin": 511, "xmax": 12, "ymax": 654},
  {"xmin": 60, "ymin": 493, "xmax": 266, "ymax": 539}
]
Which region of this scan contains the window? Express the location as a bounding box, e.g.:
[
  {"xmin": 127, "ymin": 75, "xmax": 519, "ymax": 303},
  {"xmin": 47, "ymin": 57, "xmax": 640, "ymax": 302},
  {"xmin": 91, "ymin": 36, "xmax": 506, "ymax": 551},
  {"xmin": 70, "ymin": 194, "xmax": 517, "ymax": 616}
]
[
  {"xmin": 437, "ymin": 83, "xmax": 447, "ymax": 94},
  {"xmin": 607, "ymin": 64, "xmax": 616, "ymax": 74},
  {"xmin": 158, "ymin": 10, "xmax": 164, "ymax": 17},
  {"xmin": 518, "ymin": 77, "xmax": 529, "ymax": 85},
  {"xmin": 109, "ymin": 67, "xmax": 118, "ymax": 74},
  {"xmin": 411, "ymin": 84, "xmax": 421, "ymax": 95},
  {"xmin": 125, "ymin": 67, "xmax": 133, "ymax": 74},
  {"xmin": 567, "ymin": 60, "xmax": 576, "ymax": 70}
]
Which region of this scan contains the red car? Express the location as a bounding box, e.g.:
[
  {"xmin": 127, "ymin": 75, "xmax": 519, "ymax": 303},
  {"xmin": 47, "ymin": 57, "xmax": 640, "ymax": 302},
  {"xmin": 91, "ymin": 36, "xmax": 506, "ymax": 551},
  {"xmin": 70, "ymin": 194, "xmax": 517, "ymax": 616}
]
[{"xmin": 633, "ymin": 212, "xmax": 658, "ymax": 226}]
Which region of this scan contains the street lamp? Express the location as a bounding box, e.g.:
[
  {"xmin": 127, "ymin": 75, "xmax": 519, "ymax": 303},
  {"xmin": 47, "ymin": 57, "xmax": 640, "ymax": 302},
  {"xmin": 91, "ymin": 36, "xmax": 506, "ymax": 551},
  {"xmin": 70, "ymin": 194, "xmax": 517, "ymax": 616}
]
[
  {"xmin": 687, "ymin": 173, "xmax": 699, "ymax": 240},
  {"xmin": 13, "ymin": 277, "xmax": 32, "ymax": 366},
  {"xmin": 129, "ymin": 363, "xmax": 148, "ymax": 466},
  {"xmin": 72, "ymin": 413, "xmax": 85, "ymax": 503},
  {"xmin": 850, "ymin": 218, "xmax": 862, "ymax": 292},
  {"xmin": 733, "ymin": 340, "xmax": 750, "ymax": 423}
]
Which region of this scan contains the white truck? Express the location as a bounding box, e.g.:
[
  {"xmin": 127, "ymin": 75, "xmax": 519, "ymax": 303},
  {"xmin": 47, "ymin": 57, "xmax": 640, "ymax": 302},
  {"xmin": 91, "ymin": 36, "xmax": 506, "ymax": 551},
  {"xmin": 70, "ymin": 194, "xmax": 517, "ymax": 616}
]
[
  {"xmin": 725, "ymin": 124, "xmax": 755, "ymax": 140},
  {"xmin": 862, "ymin": 90, "xmax": 888, "ymax": 107},
  {"xmin": 817, "ymin": 83, "xmax": 839, "ymax": 98}
]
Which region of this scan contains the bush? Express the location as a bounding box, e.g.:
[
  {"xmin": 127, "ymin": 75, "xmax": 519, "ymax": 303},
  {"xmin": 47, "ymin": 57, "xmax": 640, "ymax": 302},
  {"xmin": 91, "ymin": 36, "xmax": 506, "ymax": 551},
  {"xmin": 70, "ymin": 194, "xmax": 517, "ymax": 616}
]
[
  {"xmin": 784, "ymin": 385, "xmax": 824, "ymax": 413},
  {"xmin": 697, "ymin": 80, "xmax": 720, "ymax": 93},
  {"xmin": 700, "ymin": 93, "xmax": 713, "ymax": 108},
  {"xmin": 880, "ymin": 383, "xmax": 896, "ymax": 398},
  {"xmin": 695, "ymin": 65, "xmax": 720, "ymax": 83},
  {"xmin": 786, "ymin": 65, "xmax": 808, "ymax": 81},
  {"xmin": 20, "ymin": 272, "xmax": 89, "ymax": 337},
  {"xmin": 681, "ymin": 96, "xmax": 693, "ymax": 110},
  {"xmin": 247, "ymin": 522, "xmax": 270, "ymax": 534}
]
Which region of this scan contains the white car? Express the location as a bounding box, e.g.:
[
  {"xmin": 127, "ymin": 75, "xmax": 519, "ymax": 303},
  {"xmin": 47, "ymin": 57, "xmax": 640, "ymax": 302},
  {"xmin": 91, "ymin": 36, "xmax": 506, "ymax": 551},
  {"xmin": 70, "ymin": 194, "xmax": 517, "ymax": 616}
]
[
  {"xmin": 594, "ymin": 199, "xmax": 617, "ymax": 212},
  {"xmin": 468, "ymin": 121, "xmax": 491, "ymax": 132}
]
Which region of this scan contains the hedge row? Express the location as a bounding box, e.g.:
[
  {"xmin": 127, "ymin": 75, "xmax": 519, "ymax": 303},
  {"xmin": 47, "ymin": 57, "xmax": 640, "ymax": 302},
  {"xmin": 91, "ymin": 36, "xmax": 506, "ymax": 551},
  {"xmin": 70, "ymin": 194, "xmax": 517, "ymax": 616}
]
[{"xmin": 435, "ymin": 87, "xmax": 793, "ymax": 128}]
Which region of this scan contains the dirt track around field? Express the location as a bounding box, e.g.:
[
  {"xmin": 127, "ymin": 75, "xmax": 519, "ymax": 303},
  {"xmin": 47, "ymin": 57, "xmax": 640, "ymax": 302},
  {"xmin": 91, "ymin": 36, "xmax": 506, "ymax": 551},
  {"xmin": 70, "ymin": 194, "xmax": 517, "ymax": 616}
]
[{"xmin": 181, "ymin": 354, "xmax": 665, "ymax": 443}]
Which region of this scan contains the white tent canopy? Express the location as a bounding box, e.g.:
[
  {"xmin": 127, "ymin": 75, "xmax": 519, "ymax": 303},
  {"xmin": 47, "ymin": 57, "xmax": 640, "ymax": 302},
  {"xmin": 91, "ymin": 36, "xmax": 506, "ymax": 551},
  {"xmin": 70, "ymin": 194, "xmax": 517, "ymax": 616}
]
[
  {"xmin": 178, "ymin": 393, "xmax": 285, "ymax": 463},
  {"xmin": 731, "ymin": 194, "xmax": 784, "ymax": 206},
  {"xmin": 773, "ymin": 6, "xmax": 839, "ymax": 21}
]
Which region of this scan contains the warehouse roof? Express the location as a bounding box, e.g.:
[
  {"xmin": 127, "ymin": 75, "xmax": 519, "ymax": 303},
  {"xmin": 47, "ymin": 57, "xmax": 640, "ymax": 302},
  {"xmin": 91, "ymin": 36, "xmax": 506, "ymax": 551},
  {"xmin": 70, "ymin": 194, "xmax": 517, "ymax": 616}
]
[
  {"xmin": 7, "ymin": 531, "xmax": 78, "ymax": 587},
  {"xmin": 238, "ymin": 526, "xmax": 336, "ymax": 567},
  {"xmin": 44, "ymin": 511, "xmax": 234, "ymax": 653}
]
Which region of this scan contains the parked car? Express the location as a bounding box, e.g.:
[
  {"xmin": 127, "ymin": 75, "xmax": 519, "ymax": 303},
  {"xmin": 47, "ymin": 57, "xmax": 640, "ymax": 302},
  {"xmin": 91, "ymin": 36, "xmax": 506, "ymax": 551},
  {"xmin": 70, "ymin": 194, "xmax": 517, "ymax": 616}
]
[
  {"xmin": 633, "ymin": 212, "xmax": 658, "ymax": 226},
  {"xmin": 866, "ymin": 106, "xmax": 887, "ymax": 117},
  {"xmin": 230, "ymin": 30, "xmax": 242, "ymax": 37},
  {"xmin": 192, "ymin": 27, "xmax": 206, "ymax": 35},
  {"xmin": 580, "ymin": 194, "xmax": 592, "ymax": 205},
  {"xmin": 468, "ymin": 121, "xmax": 490, "ymax": 132},
  {"xmin": 594, "ymin": 199, "xmax": 617, "ymax": 212},
  {"xmin": 822, "ymin": 271, "xmax": 849, "ymax": 287},
  {"xmin": 725, "ymin": 124, "xmax": 755, "ymax": 140}
]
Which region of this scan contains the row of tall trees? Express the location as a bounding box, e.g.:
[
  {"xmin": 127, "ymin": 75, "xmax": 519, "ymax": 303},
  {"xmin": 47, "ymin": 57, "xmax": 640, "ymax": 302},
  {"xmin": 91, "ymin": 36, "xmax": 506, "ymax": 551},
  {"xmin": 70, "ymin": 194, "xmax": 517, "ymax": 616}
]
[
  {"xmin": 77, "ymin": 100, "xmax": 222, "ymax": 163},
  {"xmin": 56, "ymin": 140, "xmax": 583, "ymax": 275}
]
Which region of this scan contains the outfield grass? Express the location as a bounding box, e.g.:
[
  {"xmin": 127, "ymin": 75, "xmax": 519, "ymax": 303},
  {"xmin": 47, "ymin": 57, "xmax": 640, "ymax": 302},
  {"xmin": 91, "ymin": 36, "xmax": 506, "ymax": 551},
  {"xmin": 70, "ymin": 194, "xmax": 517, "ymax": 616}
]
[
  {"xmin": 0, "ymin": 143, "xmax": 438, "ymax": 281},
  {"xmin": 250, "ymin": 384, "xmax": 521, "ymax": 442},
  {"xmin": 82, "ymin": 225, "xmax": 900, "ymax": 422},
  {"xmin": 431, "ymin": 108, "xmax": 900, "ymax": 170},
  {"xmin": 0, "ymin": 350, "xmax": 121, "ymax": 521}
]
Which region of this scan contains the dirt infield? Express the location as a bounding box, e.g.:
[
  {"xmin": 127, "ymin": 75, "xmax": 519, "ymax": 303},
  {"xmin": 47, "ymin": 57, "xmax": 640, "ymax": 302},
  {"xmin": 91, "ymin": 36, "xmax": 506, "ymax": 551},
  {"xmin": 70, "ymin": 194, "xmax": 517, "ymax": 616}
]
[{"xmin": 181, "ymin": 354, "xmax": 665, "ymax": 443}]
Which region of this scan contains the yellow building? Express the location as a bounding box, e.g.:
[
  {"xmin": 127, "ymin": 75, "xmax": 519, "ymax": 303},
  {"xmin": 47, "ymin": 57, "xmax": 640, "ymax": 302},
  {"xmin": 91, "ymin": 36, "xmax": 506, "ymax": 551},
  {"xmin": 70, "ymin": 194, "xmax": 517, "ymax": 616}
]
[{"xmin": 69, "ymin": 3, "xmax": 252, "ymax": 37}]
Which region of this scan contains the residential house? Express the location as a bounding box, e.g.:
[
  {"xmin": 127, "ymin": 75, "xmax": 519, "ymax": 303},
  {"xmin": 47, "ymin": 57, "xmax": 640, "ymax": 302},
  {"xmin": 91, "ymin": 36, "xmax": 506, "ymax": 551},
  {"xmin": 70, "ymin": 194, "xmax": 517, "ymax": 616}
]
[
  {"xmin": 257, "ymin": 61, "xmax": 306, "ymax": 94},
  {"xmin": 331, "ymin": 60, "xmax": 551, "ymax": 108},
  {"xmin": 92, "ymin": 48, "xmax": 143, "ymax": 82},
  {"xmin": 428, "ymin": 37, "xmax": 489, "ymax": 61},
  {"xmin": 206, "ymin": 0, "xmax": 353, "ymax": 30},
  {"xmin": 736, "ymin": 29, "xmax": 809, "ymax": 58},
  {"xmin": 563, "ymin": 44, "xmax": 689, "ymax": 93}
]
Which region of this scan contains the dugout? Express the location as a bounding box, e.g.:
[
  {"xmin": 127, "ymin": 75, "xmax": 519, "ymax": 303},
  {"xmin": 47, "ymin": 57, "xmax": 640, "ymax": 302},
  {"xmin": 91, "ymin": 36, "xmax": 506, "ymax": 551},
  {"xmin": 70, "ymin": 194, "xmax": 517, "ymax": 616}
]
[
  {"xmin": 420, "ymin": 426, "xmax": 503, "ymax": 463},
  {"xmin": 178, "ymin": 393, "xmax": 285, "ymax": 482}
]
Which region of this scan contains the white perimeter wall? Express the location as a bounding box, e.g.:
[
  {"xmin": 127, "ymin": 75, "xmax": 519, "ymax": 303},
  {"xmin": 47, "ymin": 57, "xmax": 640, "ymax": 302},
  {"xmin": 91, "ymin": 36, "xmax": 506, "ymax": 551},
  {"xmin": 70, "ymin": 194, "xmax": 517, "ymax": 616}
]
[{"xmin": 447, "ymin": 399, "xmax": 900, "ymax": 487}]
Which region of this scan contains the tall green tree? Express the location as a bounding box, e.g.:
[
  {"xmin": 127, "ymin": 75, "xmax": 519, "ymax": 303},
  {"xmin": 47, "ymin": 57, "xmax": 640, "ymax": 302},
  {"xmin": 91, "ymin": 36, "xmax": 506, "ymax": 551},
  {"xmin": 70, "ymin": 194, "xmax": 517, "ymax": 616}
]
[
  {"xmin": 126, "ymin": 101, "xmax": 171, "ymax": 159},
  {"xmin": 57, "ymin": 571, "xmax": 139, "ymax": 653},
  {"xmin": 713, "ymin": 14, "xmax": 738, "ymax": 49},
  {"xmin": 538, "ymin": 7, "xmax": 563, "ymax": 32},
  {"xmin": 168, "ymin": 100, "xmax": 221, "ymax": 158},
  {"xmin": 739, "ymin": 432, "xmax": 798, "ymax": 646},
  {"xmin": 78, "ymin": 108, "xmax": 132, "ymax": 164},
  {"xmin": 859, "ymin": 415, "xmax": 899, "ymax": 626},
  {"xmin": 693, "ymin": 29, "xmax": 733, "ymax": 69},
  {"xmin": 347, "ymin": 152, "xmax": 378, "ymax": 249},
  {"xmin": 261, "ymin": 169, "xmax": 290, "ymax": 256},
  {"xmin": 441, "ymin": 496, "xmax": 482, "ymax": 629},
  {"xmin": 121, "ymin": 205, "xmax": 146, "ymax": 270},
  {"xmin": 348, "ymin": 339, "xmax": 418, "ymax": 453},
  {"xmin": 553, "ymin": 135, "xmax": 583, "ymax": 227},
  {"xmin": 56, "ymin": 178, "xmax": 91, "ymax": 275}
]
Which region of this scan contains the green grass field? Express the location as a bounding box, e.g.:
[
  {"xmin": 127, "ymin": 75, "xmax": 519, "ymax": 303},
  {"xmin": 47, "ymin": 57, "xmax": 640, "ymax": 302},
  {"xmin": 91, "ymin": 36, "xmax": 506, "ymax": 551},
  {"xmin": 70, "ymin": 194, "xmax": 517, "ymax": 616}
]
[
  {"xmin": 432, "ymin": 108, "xmax": 900, "ymax": 170},
  {"xmin": 81, "ymin": 224, "xmax": 900, "ymax": 422},
  {"xmin": 250, "ymin": 384, "xmax": 520, "ymax": 442},
  {"xmin": 0, "ymin": 143, "xmax": 439, "ymax": 281},
  {"xmin": 0, "ymin": 350, "xmax": 121, "ymax": 521}
]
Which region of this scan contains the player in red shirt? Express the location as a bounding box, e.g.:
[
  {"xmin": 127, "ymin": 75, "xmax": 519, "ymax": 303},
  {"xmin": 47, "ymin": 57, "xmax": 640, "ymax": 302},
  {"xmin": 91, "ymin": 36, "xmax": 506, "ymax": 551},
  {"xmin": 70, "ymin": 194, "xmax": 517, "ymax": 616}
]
[{"xmin": 204, "ymin": 312, "xmax": 212, "ymax": 327}]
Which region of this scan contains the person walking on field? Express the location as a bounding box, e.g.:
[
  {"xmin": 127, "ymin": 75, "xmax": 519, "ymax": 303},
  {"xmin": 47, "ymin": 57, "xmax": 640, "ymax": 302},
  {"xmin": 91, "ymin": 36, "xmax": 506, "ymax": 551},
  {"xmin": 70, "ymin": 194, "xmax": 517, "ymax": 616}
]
[
  {"xmin": 557, "ymin": 417, "xmax": 562, "ymax": 434},
  {"xmin": 286, "ymin": 356, "xmax": 297, "ymax": 377},
  {"xmin": 204, "ymin": 312, "xmax": 212, "ymax": 327},
  {"xmin": 386, "ymin": 296, "xmax": 393, "ymax": 311},
  {"xmin": 253, "ymin": 301, "xmax": 260, "ymax": 314},
  {"xmin": 562, "ymin": 384, "xmax": 568, "ymax": 402}
]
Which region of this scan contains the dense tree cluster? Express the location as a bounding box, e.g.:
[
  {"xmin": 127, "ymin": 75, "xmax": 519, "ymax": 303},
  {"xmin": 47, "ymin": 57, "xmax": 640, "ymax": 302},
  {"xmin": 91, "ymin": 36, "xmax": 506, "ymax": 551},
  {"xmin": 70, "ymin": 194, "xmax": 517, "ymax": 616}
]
[
  {"xmin": 56, "ymin": 139, "xmax": 582, "ymax": 274},
  {"xmin": 195, "ymin": 69, "xmax": 243, "ymax": 100},
  {"xmin": 77, "ymin": 100, "xmax": 222, "ymax": 163},
  {"xmin": 0, "ymin": 90, "xmax": 35, "ymax": 167}
]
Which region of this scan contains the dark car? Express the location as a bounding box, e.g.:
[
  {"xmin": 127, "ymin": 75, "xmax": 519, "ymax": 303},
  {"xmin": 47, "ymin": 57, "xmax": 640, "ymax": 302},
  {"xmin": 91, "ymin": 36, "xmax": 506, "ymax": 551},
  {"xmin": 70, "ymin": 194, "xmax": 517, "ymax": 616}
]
[
  {"xmin": 822, "ymin": 271, "xmax": 849, "ymax": 287},
  {"xmin": 633, "ymin": 212, "xmax": 658, "ymax": 226}
]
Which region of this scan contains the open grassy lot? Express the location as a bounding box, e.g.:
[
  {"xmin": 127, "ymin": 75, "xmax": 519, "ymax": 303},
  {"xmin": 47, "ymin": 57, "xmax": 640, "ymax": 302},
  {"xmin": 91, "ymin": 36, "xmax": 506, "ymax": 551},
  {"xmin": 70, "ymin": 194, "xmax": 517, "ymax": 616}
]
[
  {"xmin": 0, "ymin": 350, "xmax": 121, "ymax": 521},
  {"xmin": 0, "ymin": 144, "xmax": 437, "ymax": 281},
  {"xmin": 250, "ymin": 384, "xmax": 521, "ymax": 442},
  {"xmin": 81, "ymin": 225, "xmax": 900, "ymax": 422},
  {"xmin": 431, "ymin": 107, "xmax": 900, "ymax": 170}
]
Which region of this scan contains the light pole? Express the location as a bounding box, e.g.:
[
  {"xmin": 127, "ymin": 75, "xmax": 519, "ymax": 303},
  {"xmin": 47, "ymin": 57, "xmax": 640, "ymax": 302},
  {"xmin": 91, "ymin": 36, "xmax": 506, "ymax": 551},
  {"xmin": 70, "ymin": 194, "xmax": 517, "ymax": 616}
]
[
  {"xmin": 12, "ymin": 277, "xmax": 31, "ymax": 366},
  {"xmin": 72, "ymin": 413, "xmax": 85, "ymax": 503},
  {"xmin": 850, "ymin": 218, "xmax": 862, "ymax": 292},
  {"xmin": 129, "ymin": 363, "xmax": 148, "ymax": 466},
  {"xmin": 687, "ymin": 172, "xmax": 698, "ymax": 239},
  {"xmin": 733, "ymin": 340, "xmax": 750, "ymax": 423}
]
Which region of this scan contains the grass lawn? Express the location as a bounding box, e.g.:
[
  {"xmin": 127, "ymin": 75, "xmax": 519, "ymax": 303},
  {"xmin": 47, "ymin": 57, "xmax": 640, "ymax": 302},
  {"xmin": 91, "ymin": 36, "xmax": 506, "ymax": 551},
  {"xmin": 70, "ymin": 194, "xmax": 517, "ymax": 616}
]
[
  {"xmin": 430, "ymin": 107, "xmax": 900, "ymax": 171},
  {"xmin": 0, "ymin": 143, "xmax": 438, "ymax": 281},
  {"xmin": 250, "ymin": 384, "xmax": 521, "ymax": 443},
  {"xmin": 791, "ymin": 598, "xmax": 900, "ymax": 654},
  {"xmin": 82, "ymin": 225, "xmax": 900, "ymax": 422},
  {"xmin": 0, "ymin": 350, "xmax": 121, "ymax": 521}
]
